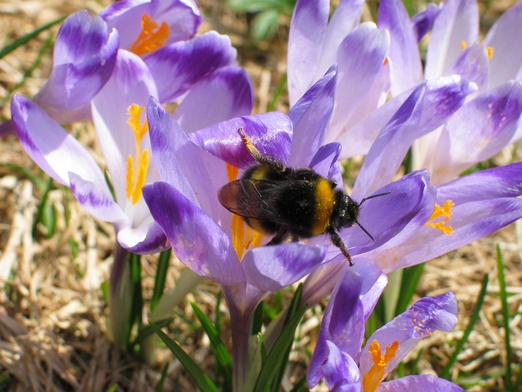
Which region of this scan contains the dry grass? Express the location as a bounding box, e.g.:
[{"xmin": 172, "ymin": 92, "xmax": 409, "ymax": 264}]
[{"xmin": 0, "ymin": 1, "xmax": 521, "ymax": 391}]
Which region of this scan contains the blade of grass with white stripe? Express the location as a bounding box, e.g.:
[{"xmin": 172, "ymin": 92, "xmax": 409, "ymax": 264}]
[{"xmin": 496, "ymin": 245, "xmax": 513, "ymax": 390}]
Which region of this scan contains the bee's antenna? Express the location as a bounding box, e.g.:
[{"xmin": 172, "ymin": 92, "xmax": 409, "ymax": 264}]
[
  {"xmin": 359, "ymin": 191, "xmax": 391, "ymax": 206},
  {"xmin": 356, "ymin": 221, "xmax": 375, "ymax": 242},
  {"xmin": 355, "ymin": 191, "xmax": 390, "ymax": 241}
]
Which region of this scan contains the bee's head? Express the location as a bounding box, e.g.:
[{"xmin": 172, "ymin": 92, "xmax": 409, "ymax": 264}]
[
  {"xmin": 332, "ymin": 191, "xmax": 390, "ymax": 241},
  {"xmin": 332, "ymin": 193, "xmax": 360, "ymax": 229}
]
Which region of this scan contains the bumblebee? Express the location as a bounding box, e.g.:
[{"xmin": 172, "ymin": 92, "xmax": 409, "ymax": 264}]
[{"xmin": 218, "ymin": 128, "xmax": 388, "ymax": 265}]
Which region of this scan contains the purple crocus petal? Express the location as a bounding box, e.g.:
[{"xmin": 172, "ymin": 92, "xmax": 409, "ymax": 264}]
[
  {"xmin": 338, "ymin": 171, "xmax": 436, "ymax": 265},
  {"xmin": 432, "ymin": 81, "xmax": 522, "ymax": 184},
  {"xmin": 411, "ymin": 4, "xmax": 442, "ymax": 42},
  {"xmin": 483, "ymin": 2, "xmax": 522, "ymax": 88},
  {"xmin": 69, "ymin": 172, "xmax": 127, "ymax": 224},
  {"xmin": 437, "ymin": 162, "xmax": 522, "ymax": 202},
  {"xmin": 308, "ymin": 142, "xmax": 342, "ymax": 186},
  {"xmin": 378, "ymin": 0, "xmax": 422, "ymax": 95},
  {"xmin": 288, "ymin": 66, "xmax": 337, "ymax": 167},
  {"xmin": 242, "ymin": 242, "xmax": 326, "ymax": 292},
  {"xmin": 143, "ymin": 181, "xmax": 245, "ymax": 286},
  {"xmin": 288, "ymin": 0, "xmax": 329, "ymax": 105},
  {"xmin": 352, "ymin": 260, "xmax": 388, "ymax": 320},
  {"xmin": 329, "ymin": 23, "xmax": 390, "ymax": 140},
  {"xmin": 188, "ymin": 112, "xmax": 293, "ymax": 168},
  {"xmin": 321, "ymin": 341, "xmax": 360, "ymax": 390},
  {"xmin": 91, "ymin": 50, "xmax": 159, "ymax": 205},
  {"xmin": 101, "ymin": 0, "xmax": 201, "ymax": 49},
  {"xmin": 147, "ymin": 97, "xmax": 219, "ymax": 217},
  {"xmin": 33, "ymin": 11, "xmax": 119, "ymax": 121},
  {"xmin": 336, "ymin": 86, "xmax": 409, "ymax": 159},
  {"xmin": 425, "ymin": 0, "xmax": 479, "ymax": 79},
  {"xmin": 0, "ymin": 120, "xmax": 15, "ymax": 138},
  {"xmin": 379, "ymin": 374, "xmax": 464, "ymax": 392},
  {"xmin": 174, "ymin": 66, "xmax": 254, "ymax": 133},
  {"xmin": 352, "ymin": 76, "xmax": 475, "ymax": 196},
  {"xmin": 315, "ymin": 0, "xmax": 365, "ymax": 79},
  {"xmin": 145, "ymin": 32, "xmax": 237, "ymax": 103},
  {"xmin": 359, "ymin": 292, "xmax": 457, "ymax": 380},
  {"xmin": 11, "ymin": 95, "xmax": 107, "ymax": 188},
  {"xmin": 401, "ymin": 198, "xmax": 522, "ymax": 268},
  {"xmin": 308, "ymin": 268, "xmax": 364, "ymax": 387},
  {"xmin": 122, "ymin": 221, "xmax": 169, "ymax": 254},
  {"xmin": 447, "ymin": 43, "xmax": 489, "ymax": 91}
]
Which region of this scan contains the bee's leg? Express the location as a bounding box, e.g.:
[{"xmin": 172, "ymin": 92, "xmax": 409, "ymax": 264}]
[
  {"xmin": 238, "ymin": 128, "xmax": 285, "ymax": 170},
  {"xmin": 328, "ymin": 229, "xmax": 353, "ymax": 266},
  {"xmin": 267, "ymin": 231, "xmax": 291, "ymax": 245}
]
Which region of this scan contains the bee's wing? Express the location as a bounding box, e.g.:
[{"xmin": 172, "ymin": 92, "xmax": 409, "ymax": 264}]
[{"xmin": 218, "ymin": 179, "xmax": 282, "ymax": 221}]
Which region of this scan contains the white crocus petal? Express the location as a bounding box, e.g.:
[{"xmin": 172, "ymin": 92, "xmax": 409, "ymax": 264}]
[
  {"xmin": 425, "ymin": 0, "xmax": 479, "ymax": 79},
  {"xmin": 92, "ymin": 50, "xmax": 160, "ymax": 225}
]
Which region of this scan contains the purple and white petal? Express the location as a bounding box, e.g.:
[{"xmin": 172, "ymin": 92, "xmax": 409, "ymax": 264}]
[
  {"xmin": 425, "ymin": 0, "xmax": 479, "ymax": 79},
  {"xmin": 145, "ymin": 32, "xmax": 237, "ymax": 103},
  {"xmin": 242, "ymin": 242, "xmax": 326, "ymax": 292},
  {"xmin": 343, "ymin": 171, "xmax": 435, "ymax": 260},
  {"xmin": 378, "ymin": 0, "xmax": 423, "ymax": 95},
  {"xmin": 143, "ymin": 181, "xmax": 245, "ymax": 286},
  {"xmin": 147, "ymin": 97, "xmax": 219, "ymax": 217},
  {"xmin": 437, "ymin": 162, "xmax": 522, "ymax": 203},
  {"xmin": 288, "ymin": 0, "xmax": 329, "ymax": 105},
  {"xmin": 446, "ymin": 43, "xmax": 489, "ymax": 91},
  {"xmin": 431, "ymin": 81, "xmax": 522, "ymax": 184},
  {"xmin": 336, "ymin": 84, "xmax": 409, "ymax": 159},
  {"xmin": 372, "ymin": 197, "xmax": 522, "ymax": 271},
  {"xmin": 11, "ymin": 95, "xmax": 107, "ymax": 187},
  {"xmin": 188, "ymin": 112, "xmax": 292, "ymax": 168},
  {"xmin": 69, "ymin": 172, "xmax": 127, "ymax": 224},
  {"xmin": 174, "ymin": 66, "xmax": 254, "ymax": 133},
  {"xmin": 329, "ymin": 23, "xmax": 389, "ymax": 140},
  {"xmin": 379, "ymin": 375, "xmax": 464, "ymax": 392},
  {"xmin": 352, "ymin": 76, "xmax": 475, "ymax": 196},
  {"xmin": 308, "ymin": 268, "xmax": 364, "ymax": 387},
  {"xmin": 483, "ymin": 2, "xmax": 522, "ymax": 88},
  {"xmin": 91, "ymin": 50, "xmax": 159, "ymax": 205},
  {"xmin": 288, "ymin": 67, "xmax": 337, "ymax": 167},
  {"xmin": 314, "ymin": 0, "xmax": 365, "ymax": 80},
  {"xmin": 359, "ymin": 292, "xmax": 457, "ymax": 379},
  {"xmin": 411, "ymin": 4, "xmax": 442, "ymax": 42},
  {"xmin": 33, "ymin": 11, "xmax": 119, "ymax": 121},
  {"xmin": 121, "ymin": 221, "xmax": 169, "ymax": 254},
  {"xmin": 321, "ymin": 341, "xmax": 361, "ymax": 390},
  {"xmin": 308, "ymin": 142, "xmax": 343, "ymax": 187}
]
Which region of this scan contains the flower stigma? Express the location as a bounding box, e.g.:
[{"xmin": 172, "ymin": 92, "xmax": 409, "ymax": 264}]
[
  {"xmin": 126, "ymin": 104, "xmax": 150, "ymax": 204},
  {"xmin": 425, "ymin": 200, "xmax": 454, "ymax": 234},
  {"xmin": 226, "ymin": 163, "xmax": 264, "ymax": 258},
  {"xmin": 362, "ymin": 340, "xmax": 399, "ymax": 392},
  {"xmin": 129, "ymin": 14, "xmax": 169, "ymax": 56}
]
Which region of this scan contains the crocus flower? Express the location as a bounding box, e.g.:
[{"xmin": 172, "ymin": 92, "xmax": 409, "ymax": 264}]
[
  {"xmin": 143, "ymin": 68, "xmax": 435, "ymax": 390},
  {"xmin": 379, "ymin": 0, "xmax": 522, "ymax": 179},
  {"xmin": 308, "ymin": 265, "xmax": 462, "ymax": 391}
]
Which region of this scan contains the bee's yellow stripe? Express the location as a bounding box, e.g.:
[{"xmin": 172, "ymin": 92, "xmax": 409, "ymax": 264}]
[{"xmin": 312, "ymin": 178, "xmax": 335, "ymax": 235}]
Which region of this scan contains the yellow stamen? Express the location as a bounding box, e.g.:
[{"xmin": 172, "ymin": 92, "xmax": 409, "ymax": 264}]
[
  {"xmin": 486, "ymin": 46, "xmax": 494, "ymax": 59},
  {"xmin": 425, "ymin": 200, "xmax": 454, "ymax": 234},
  {"xmin": 461, "ymin": 40, "xmax": 468, "ymax": 50},
  {"xmin": 129, "ymin": 14, "xmax": 169, "ymax": 56},
  {"xmin": 362, "ymin": 340, "xmax": 399, "ymax": 392},
  {"xmin": 125, "ymin": 104, "xmax": 150, "ymax": 204}
]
